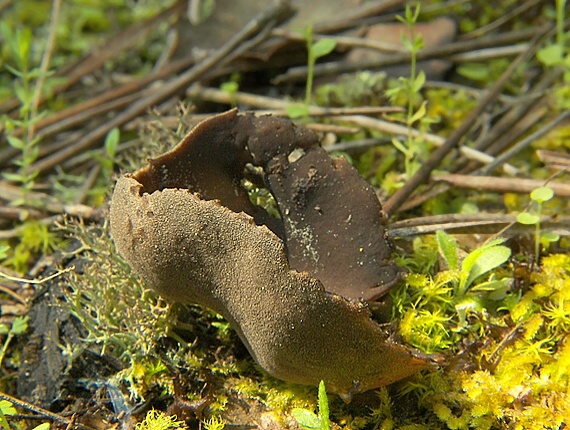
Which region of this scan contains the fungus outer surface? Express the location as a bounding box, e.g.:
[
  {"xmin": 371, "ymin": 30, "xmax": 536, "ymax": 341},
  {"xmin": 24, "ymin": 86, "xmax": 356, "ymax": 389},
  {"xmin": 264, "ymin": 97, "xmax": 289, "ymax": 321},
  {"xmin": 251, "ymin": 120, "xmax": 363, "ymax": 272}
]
[{"xmin": 110, "ymin": 109, "xmax": 436, "ymax": 398}]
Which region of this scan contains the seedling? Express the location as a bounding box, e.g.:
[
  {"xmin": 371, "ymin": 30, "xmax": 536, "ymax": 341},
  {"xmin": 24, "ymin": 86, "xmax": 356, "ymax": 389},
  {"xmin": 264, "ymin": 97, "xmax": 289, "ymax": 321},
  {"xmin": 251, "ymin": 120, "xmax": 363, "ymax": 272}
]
[
  {"xmin": 292, "ymin": 380, "xmax": 330, "ymax": 430},
  {"xmin": 287, "ymin": 25, "xmax": 336, "ymax": 119},
  {"xmin": 536, "ymin": 0, "xmax": 568, "ymax": 71},
  {"xmin": 436, "ymin": 230, "xmax": 511, "ymax": 297},
  {"xmin": 0, "ymin": 24, "xmax": 52, "ymax": 204},
  {"xmin": 0, "ymin": 316, "xmax": 29, "ymax": 369},
  {"xmin": 536, "ymin": 0, "xmax": 570, "ymax": 108},
  {"xmin": 516, "ymin": 186, "xmax": 559, "ymax": 265},
  {"xmin": 220, "ymin": 73, "xmax": 241, "ymax": 107},
  {"xmin": 88, "ymin": 127, "xmax": 120, "ymax": 204},
  {"xmin": 0, "ymin": 245, "xmax": 8, "ymax": 261},
  {"xmin": 384, "ymin": 3, "xmax": 437, "ymax": 178}
]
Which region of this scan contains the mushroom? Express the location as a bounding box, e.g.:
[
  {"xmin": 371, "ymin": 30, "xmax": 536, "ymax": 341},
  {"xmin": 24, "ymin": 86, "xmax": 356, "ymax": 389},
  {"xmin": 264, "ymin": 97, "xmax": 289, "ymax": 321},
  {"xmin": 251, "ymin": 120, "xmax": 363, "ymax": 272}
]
[{"xmin": 110, "ymin": 109, "xmax": 436, "ymax": 400}]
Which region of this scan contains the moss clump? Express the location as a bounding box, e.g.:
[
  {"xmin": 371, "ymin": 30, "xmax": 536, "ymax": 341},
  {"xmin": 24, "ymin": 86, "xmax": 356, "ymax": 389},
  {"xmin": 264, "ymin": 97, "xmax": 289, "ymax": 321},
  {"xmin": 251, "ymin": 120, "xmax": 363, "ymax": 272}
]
[
  {"xmin": 135, "ymin": 409, "xmax": 188, "ymax": 430},
  {"xmin": 2, "ymin": 220, "xmax": 62, "ymax": 273},
  {"xmin": 392, "ymin": 251, "xmax": 570, "ymax": 429}
]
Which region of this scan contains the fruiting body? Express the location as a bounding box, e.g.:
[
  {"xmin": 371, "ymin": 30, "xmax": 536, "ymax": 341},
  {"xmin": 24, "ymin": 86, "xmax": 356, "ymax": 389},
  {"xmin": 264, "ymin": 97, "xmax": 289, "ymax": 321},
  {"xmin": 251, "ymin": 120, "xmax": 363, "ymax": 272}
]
[{"xmin": 110, "ymin": 109, "xmax": 434, "ymax": 399}]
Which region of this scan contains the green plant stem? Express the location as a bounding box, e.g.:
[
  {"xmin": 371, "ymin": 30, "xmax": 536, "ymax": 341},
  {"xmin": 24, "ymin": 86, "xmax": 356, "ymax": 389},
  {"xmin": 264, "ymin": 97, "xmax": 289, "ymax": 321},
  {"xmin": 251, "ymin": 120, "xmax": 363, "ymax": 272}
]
[
  {"xmin": 534, "ymin": 203, "xmax": 542, "ymax": 266},
  {"xmin": 305, "ymin": 26, "xmax": 314, "ymax": 106},
  {"xmin": 29, "ymin": 0, "xmax": 61, "ymax": 142},
  {"xmin": 556, "ymin": 0, "xmax": 566, "ymax": 49},
  {"xmin": 407, "ymin": 27, "xmax": 416, "ymax": 121},
  {"xmin": 0, "ymin": 333, "xmax": 14, "ymax": 368}
]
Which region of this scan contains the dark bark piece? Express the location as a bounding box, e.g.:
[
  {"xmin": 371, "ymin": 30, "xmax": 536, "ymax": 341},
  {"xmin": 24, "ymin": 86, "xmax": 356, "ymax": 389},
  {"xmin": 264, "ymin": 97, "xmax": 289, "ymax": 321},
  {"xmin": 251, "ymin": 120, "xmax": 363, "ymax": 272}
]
[{"xmin": 17, "ymin": 251, "xmax": 123, "ymax": 410}]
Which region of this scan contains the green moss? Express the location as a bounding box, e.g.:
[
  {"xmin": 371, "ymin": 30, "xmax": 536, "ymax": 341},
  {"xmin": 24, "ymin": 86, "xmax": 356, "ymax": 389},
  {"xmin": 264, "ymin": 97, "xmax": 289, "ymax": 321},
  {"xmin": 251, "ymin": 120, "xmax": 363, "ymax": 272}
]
[
  {"xmin": 393, "ymin": 253, "xmax": 570, "ymax": 429},
  {"xmin": 135, "ymin": 410, "xmax": 188, "ymax": 430},
  {"xmin": 2, "ymin": 220, "xmax": 62, "ymax": 273},
  {"xmin": 315, "ymin": 71, "xmax": 388, "ymax": 107},
  {"xmin": 425, "ymin": 88, "xmax": 476, "ymax": 133}
]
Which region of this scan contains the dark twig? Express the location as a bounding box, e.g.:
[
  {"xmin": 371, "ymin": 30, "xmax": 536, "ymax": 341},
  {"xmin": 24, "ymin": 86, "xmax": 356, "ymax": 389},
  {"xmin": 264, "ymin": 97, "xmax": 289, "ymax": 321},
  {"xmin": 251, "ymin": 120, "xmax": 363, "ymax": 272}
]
[
  {"xmin": 382, "ymin": 25, "xmax": 554, "ymax": 216},
  {"xmin": 389, "ymin": 213, "xmax": 570, "ymax": 237}
]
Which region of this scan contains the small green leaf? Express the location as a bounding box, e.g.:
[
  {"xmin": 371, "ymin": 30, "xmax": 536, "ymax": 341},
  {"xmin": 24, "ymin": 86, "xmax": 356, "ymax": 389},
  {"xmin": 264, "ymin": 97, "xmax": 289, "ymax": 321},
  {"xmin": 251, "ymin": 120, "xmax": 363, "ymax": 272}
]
[
  {"xmin": 413, "ymin": 33, "xmax": 424, "ymax": 51},
  {"xmin": 11, "ymin": 316, "xmax": 29, "ymax": 335},
  {"xmin": 530, "ymin": 186, "xmax": 554, "ymax": 203},
  {"xmin": 401, "ymin": 36, "xmax": 414, "ymax": 52},
  {"xmin": 436, "ymin": 230, "xmax": 458, "ymax": 271},
  {"xmin": 32, "ymin": 423, "xmax": 51, "ymax": 430},
  {"xmin": 455, "ymin": 296, "xmax": 484, "ymax": 325},
  {"xmin": 391, "ymin": 137, "xmax": 412, "ymax": 157},
  {"xmin": 16, "ymin": 28, "xmax": 32, "ymax": 63},
  {"xmin": 220, "ymin": 81, "xmax": 238, "ymax": 94},
  {"xmin": 318, "ymin": 380, "xmax": 330, "ymax": 430},
  {"xmin": 462, "ymin": 245, "xmax": 511, "ymax": 293},
  {"xmin": 0, "ymin": 401, "xmax": 14, "ymax": 430},
  {"xmin": 458, "ymin": 238, "xmax": 507, "ymax": 294},
  {"xmin": 470, "ymin": 277, "xmax": 511, "ymax": 300},
  {"xmin": 3, "ymin": 172, "xmax": 26, "ymax": 183},
  {"xmin": 292, "ymin": 409, "xmax": 321, "ymax": 429},
  {"xmin": 286, "ymin": 104, "xmax": 310, "ymax": 119},
  {"xmin": 541, "ymin": 232, "xmax": 560, "ymax": 242},
  {"xmin": 14, "ymin": 81, "xmax": 33, "ymax": 106},
  {"xmin": 7, "ymin": 135, "xmax": 25, "ymax": 150},
  {"xmin": 517, "ymin": 212, "xmax": 540, "ymax": 225},
  {"xmin": 412, "ymin": 70, "xmax": 426, "ymax": 93},
  {"xmin": 4, "ymin": 63, "xmax": 24, "ymax": 78},
  {"xmin": 312, "ymin": 39, "xmax": 336, "ymax": 59},
  {"xmin": 537, "ymin": 44, "xmax": 563, "ymax": 66},
  {"xmin": 410, "ymin": 100, "xmax": 427, "ymax": 124},
  {"xmin": 457, "ymin": 63, "xmax": 489, "ymax": 81},
  {"xmin": 104, "ymin": 127, "xmax": 120, "ymax": 158},
  {"xmin": 0, "ymin": 400, "xmax": 16, "ymax": 415}
]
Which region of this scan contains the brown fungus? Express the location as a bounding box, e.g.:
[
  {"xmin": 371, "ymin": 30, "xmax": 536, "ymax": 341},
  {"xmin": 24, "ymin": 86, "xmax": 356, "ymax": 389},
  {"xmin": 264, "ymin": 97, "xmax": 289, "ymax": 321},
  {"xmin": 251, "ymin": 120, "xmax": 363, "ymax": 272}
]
[{"xmin": 110, "ymin": 109, "xmax": 436, "ymax": 400}]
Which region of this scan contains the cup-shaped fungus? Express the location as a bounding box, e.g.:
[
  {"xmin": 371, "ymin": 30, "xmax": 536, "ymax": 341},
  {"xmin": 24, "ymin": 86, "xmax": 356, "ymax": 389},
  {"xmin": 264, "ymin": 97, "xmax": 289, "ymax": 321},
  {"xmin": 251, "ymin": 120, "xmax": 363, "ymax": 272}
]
[{"xmin": 110, "ymin": 109, "xmax": 435, "ymax": 400}]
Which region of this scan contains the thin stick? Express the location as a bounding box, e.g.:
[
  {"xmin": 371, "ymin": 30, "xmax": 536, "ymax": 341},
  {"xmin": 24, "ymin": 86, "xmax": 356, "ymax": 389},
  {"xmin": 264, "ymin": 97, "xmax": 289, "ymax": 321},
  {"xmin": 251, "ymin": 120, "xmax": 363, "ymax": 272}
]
[
  {"xmin": 432, "ymin": 174, "xmax": 570, "ymax": 197},
  {"xmin": 382, "ymin": 25, "xmax": 553, "ymax": 216},
  {"xmin": 389, "ymin": 213, "xmax": 570, "ymax": 237},
  {"xmin": 0, "ymin": 267, "xmax": 73, "ymax": 285}
]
